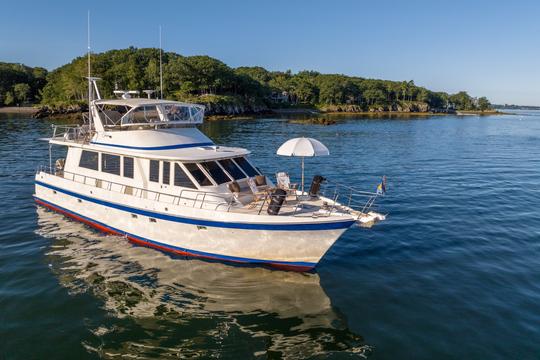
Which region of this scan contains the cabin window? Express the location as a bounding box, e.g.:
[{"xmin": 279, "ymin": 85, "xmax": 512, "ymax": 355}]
[
  {"xmin": 79, "ymin": 150, "xmax": 99, "ymax": 170},
  {"xmin": 123, "ymin": 157, "xmax": 134, "ymax": 178},
  {"xmin": 101, "ymin": 154, "xmax": 121, "ymax": 175},
  {"xmin": 218, "ymin": 159, "xmax": 245, "ymax": 180},
  {"xmin": 149, "ymin": 160, "xmax": 160, "ymax": 182},
  {"xmin": 234, "ymin": 157, "xmax": 259, "ymax": 177},
  {"xmin": 163, "ymin": 161, "xmax": 170, "ymax": 185},
  {"xmin": 174, "ymin": 164, "xmax": 197, "ymax": 189},
  {"xmin": 184, "ymin": 163, "xmax": 213, "ymax": 186},
  {"xmin": 200, "ymin": 161, "xmax": 231, "ymax": 184}
]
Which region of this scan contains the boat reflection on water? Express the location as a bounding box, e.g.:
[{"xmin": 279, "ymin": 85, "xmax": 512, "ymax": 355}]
[{"xmin": 37, "ymin": 208, "xmax": 370, "ymax": 358}]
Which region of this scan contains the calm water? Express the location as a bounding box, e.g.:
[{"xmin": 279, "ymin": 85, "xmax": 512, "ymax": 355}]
[{"xmin": 1, "ymin": 112, "xmax": 539, "ymax": 359}]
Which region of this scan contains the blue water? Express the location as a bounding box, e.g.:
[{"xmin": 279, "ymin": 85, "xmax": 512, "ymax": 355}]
[{"xmin": 1, "ymin": 112, "xmax": 539, "ymax": 359}]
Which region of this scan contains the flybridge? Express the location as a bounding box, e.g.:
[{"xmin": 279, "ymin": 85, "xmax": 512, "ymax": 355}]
[
  {"xmin": 86, "ymin": 78, "xmax": 205, "ymax": 132},
  {"xmin": 94, "ymin": 98, "xmax": 205, "ymax": 128}
]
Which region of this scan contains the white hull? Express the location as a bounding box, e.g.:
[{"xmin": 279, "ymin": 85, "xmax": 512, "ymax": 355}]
[{"xmin": 35, "ymin": 172, "xmax": 353, "ymax": 271}]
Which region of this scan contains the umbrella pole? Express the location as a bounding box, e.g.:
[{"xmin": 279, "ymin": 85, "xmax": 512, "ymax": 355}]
[{"xmin": 301, "ymin": 157, "xmax": 304, "ymax": 194}]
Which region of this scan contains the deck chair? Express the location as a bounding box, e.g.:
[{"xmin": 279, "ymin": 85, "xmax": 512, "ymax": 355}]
[
  {"xmin": 275, "ymin": 172, "xmax": 298, "ymax": 199},
  {"xmin": 228, "ymin": 181, "xmax": 254, "ymax": 206},
  {"xmin": 247, "ymin": 177, "xmax": 268, "ymax": 207}
]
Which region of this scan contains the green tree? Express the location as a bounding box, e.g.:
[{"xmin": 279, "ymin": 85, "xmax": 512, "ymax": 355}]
[
  {"xmin": 477, "ymin": 97, "xmax": 491, "ymax": 111},
  {"xmin": 13, "ymin": 83, "xmax": 30, "ymax": 103},
  {"xmin": 4, "ymin": 91, "xmax": 14, "ymax": 105},
  {"xmin": 450, "ymin": 91, "xmax": 475, "ymax": 110}
]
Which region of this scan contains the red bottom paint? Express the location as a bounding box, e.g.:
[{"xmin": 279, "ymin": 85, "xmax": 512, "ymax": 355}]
[{"xmin": 35, "ymin": 198, "xmax": 315, "ymax": 272}]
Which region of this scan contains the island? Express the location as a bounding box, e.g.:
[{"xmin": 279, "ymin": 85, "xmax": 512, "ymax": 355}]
[{"xmin": 1, "ymin": 47, "xmax": 496, "ymax": 119}]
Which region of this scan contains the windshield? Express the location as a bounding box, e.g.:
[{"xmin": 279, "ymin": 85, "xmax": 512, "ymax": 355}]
[
  {"xmin": 122, "ymin": 105, "xmax": 161, "ymax": 125},
  {"xmin": 199, "ymin": 161, "xmax": 231, "ymax": 185},
  {"xmin": 218, "ymin": 159, "xmax": 246, "ymax": 180},
  {"xmin": 234, "ymin": 157, "xmax": 259, "ymax": 177},
  {"xmin": 163, "ymin": 104, "xmax": 191, "ymax": 122},
  {"xmin": 183, "ymin": 163, "xmax": 213, "ymax": 186}
]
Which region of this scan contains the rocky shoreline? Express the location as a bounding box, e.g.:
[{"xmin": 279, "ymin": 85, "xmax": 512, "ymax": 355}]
[{"xmin": 1, "ymin": 102, "xmax": 502, "ymax": 120}]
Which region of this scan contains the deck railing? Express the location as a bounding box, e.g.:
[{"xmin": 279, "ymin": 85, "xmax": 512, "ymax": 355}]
[
  {"xmin": 51, "ymin": 124, "xmax": 94, "ymax": 144},
  {"xmin": 37, "ymin": 166, "xmax": 235, "ymax": 212},
  {"xmin": 36, "ymin": 166, "xmax": 381, "ymax": 218},
  {"xmin": 319, "ymin": 181, "xmax": 382, "ymax": 215}
]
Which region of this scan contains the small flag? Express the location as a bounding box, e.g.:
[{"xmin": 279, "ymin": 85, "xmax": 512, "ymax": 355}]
[{"xmin": 376, "ymin": 176, "xmax": 387, "ymax": 195}]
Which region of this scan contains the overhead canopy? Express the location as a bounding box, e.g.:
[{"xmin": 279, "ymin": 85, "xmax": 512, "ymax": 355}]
[{"xmin": 276, "ymin": 137, "xmax": 330, "ymax": 157}]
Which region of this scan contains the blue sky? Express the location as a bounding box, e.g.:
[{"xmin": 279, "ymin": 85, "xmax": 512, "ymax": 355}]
[{"xmin": 1, "ymin": 0, "xmax": 539, "ymax": 105}]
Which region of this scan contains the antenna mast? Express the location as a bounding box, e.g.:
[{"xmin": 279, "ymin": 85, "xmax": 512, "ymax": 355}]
[
  {"xmin": 159, "ymin": 25, "xmax": 163, "ymax": 99},
  {"xmin": 87, "ymin": 10, "xmax": 92, "ymax": 128}
]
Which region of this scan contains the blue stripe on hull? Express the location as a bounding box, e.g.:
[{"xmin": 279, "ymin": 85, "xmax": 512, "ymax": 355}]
[
  {"xmin": 35, "ymin": 180, "xmax": 355, "ymax": 231},
  {"xmin": 34, "ymin": 196, "xmax": 317, "ymax": 270},
  {"xmin": 90, "ymin": 141, "xmax": 215, "ymax": 150}
]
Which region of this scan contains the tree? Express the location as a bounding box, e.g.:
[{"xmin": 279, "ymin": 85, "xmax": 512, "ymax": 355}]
[
  {"xmin": 13, "ymin": 83, "xmax": 30, "ymax": 103},
  {"xmin": 292, "ymin": 76, "xmax": 318, "ymax": 104},
  {"xmin": 4, "ymin": 91, "xmax": 14, "ymax": 105},
  {"xmin": 477, "ymin": 97, "xmax": 491, "ymax": 111},
  {"xmin": 235, "ymin": 66, "xmax": 272, "ymax": 83},
  {"xmin": 31, "ymin": 46, "xmax": 492, "ymax": 115},
  {"xmin": 417, "ymin": 88, "xmax": 430, "ymax": 103},
  {"xmin": 450, "ymin": 91, "xmax": 475, "ymax": 110}
]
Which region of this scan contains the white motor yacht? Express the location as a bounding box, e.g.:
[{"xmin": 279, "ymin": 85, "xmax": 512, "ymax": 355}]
[{"xmin": 34, "ymin": 79, "xmax": 386, "ymax": 271}]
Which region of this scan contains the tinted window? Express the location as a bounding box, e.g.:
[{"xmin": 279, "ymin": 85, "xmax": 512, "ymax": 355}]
[
  {"xmin": 218, "ymin": 159, "xmax": 245, "ymax": 180},
  {"xmin": 123, "ymin": 157, "xmax": 134, "ymax": 178},
  {"xmin": 79, "ymin": 150, "xmax": 99, "ymax": 170},
  {"xmin": 101, "ymin": 154, "xmax": 121, "ymax": 175},
  {"xmin": 163, "ymin": 161, "xmax": 170, "ymax": 185},
  {"xmin": 174, "ymin": 164, "xmax": 197, "ymax": 189},
  {"xmin": 200, "ymin": 161, "xmax": 231, "ymax": 184},
  {"xmin": 184, "ymin": 163, "xmax": 213, "ymax": 186},
  {"xmin": 234, "ymin": 157, "xmax": 259, "ymax": 177},
  {"xmin": 149, "ymin": 160, "xmax": 160, "ymax": 182}
]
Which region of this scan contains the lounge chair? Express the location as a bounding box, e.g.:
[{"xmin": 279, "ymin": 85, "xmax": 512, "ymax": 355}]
[{"xmin": 275, "ymin": 172, "xmax": 298, "ymax": 199}]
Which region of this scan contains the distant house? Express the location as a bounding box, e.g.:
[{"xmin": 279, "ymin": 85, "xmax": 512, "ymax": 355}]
[{"xmin": 269, "ymin": 91, "xmax": 290, "ymax": 103}]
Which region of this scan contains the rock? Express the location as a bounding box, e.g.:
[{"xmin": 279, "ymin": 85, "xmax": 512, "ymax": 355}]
[{"xmin": 32, "ymin": 104, "xmax": 87, "ymax": 119}]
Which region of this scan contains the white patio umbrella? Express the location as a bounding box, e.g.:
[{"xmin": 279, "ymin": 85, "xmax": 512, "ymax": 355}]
[{"xmin": 276, "ymin": 137, "xmax": 330, "ymax": 193}]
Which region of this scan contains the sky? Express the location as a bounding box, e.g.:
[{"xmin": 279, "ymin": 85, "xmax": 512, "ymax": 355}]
[{"xmin": 1, "ymin": 0, "xmax": 539, "ymax": 105}]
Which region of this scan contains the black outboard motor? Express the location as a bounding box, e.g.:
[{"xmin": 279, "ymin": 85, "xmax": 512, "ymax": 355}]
[
  {"xmin": 267, "ymin": 189, "xmax": 287, "ymax": 215},
  {"xmin": 309, "ymin": 175, "xmax": 326, "ymax": 197}
]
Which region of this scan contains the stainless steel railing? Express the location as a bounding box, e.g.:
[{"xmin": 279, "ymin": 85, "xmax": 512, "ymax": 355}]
[
  {"xmin": 36, "ymin": 166, "xmax": 381, "ymax": 218},
  {"xmin": 51, "ymin": 124, "xmax": 94, "ymax": 144},
  {"xmin": 319, "ymin": 181, "xmax": 383, "ymax": 215},
  {"xmin": 36, "ymin": 166, "xmax": 235, "ymax": 212}
]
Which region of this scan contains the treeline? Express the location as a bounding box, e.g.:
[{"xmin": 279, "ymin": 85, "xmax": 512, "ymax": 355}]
[
  {"xmin": 0, "ymin": 62, "xmax": 48, "ymax": 106},
  {"xmin": 2, "ymin": 47, "xmax": 491, "ymax": 112}
]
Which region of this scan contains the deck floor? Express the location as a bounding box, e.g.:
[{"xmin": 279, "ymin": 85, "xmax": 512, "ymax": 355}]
[{"xmin": 230, "ymin": 195, "xmax": 338, "ymax": 217}]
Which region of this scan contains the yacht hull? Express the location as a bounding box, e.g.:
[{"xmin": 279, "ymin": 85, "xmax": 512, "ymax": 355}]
[{"xmin": 34, "ymin": 175, "xmax": 354, "ymax": 271}]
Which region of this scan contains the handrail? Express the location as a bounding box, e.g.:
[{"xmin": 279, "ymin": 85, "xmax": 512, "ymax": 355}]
[
  {"xmin": 36, "ymin": 165, "xmax": 383, "ymax": 218},
  {"xmin": 36, "ymin": 166, "xmax": 234, "ymax": 212},
  {"xmin": 319, "ymin": 180, "xmax": 382, "ymax": 215},
  {"xmin": 50, "ymin": 124, "xmax": 94, "ymax": 144}
]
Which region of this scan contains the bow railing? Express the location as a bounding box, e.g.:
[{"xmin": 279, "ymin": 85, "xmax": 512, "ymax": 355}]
[{"xmin": 319, "ymin": 181, "xmax": 383, "ymax": 215}]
